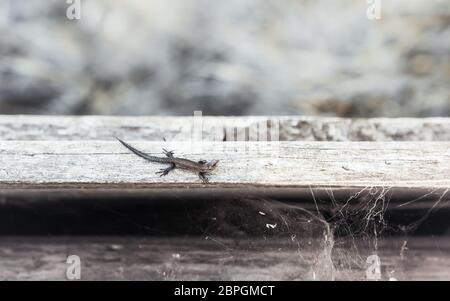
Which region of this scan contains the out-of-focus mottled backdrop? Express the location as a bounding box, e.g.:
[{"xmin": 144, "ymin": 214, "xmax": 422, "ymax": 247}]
[{"xmin": 0, "ymin": 0, "xmax": 449, "ymax": 116}]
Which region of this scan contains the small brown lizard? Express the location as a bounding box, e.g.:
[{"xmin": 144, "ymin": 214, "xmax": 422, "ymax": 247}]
[{"xmin": 116, "ymin": 138, "xmax": 219, "ymax": 184}]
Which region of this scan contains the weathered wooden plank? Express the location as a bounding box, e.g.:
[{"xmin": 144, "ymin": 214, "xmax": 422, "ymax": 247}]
[
  {"xmin": 0, "ymin": 115, "xmax": 449, "ymax": 141},
  {"xmin": 0, "ymin": 236, "xmax": 449, "ymax": 280},
  {"xmin": 0, "ymin": 141, "xmax": 449, "ymax": 190}
]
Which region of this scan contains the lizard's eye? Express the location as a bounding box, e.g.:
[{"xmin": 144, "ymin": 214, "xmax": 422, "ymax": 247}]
[{"xmin": 208, "ymin": 160, "xmax": 219, "ymax": 169}]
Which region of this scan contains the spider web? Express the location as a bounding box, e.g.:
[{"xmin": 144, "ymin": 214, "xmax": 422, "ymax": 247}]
[{"xmin": 162, "ymin": 186, "xmax": 450, "ymax": 280}]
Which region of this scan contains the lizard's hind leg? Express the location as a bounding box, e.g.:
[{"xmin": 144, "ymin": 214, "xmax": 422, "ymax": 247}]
[{"xmin": 156, "ymin": 163, "xmax": 176, "ymax": 177}]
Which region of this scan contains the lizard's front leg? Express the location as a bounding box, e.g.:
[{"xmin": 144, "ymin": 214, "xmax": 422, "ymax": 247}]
[
  {"xmin": 198, "ymin": 172, "xmax": 209, "ymax": 184},
  {"xmin": 156, "ymin": 163, "xmax": 176, "ymax": 177}
]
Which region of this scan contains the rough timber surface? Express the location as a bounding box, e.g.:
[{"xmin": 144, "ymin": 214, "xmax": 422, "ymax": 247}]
[
  {"xmin": 0, "ymin": 116, "xmax": 449, "ymax": 198},
  {"xmin": 0, "ymin": 116, "xmax": 449, "ymax": 281},
  {"xmin": 0, "ymin": 115, "xmax": 449, "ymax": 141},
  {"xmin": 0, "ymin": 140, "xmax": 449, "ymax": 192},
  {"xmin": 0, "ymin": 236, "xmax": 449, "ymax": 280}
]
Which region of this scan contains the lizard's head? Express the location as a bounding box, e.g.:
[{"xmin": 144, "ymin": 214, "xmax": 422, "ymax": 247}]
[{"xmin": 203, "ymin": 160, "xmax": 219, "ymax": 171}]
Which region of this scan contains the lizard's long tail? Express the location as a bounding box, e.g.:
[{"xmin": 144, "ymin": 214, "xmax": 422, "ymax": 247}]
[{"xmin": 115, "ymin": 137, "xmax": 170, "ymax": 163}]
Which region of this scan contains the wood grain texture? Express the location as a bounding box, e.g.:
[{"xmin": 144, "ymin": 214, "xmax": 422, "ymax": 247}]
[
  {"xmin": 1, "ymin": 115, "xmax": 449, "ymax": 141},
  {"xmin": 0, "ymin": 141, "xmax": 449, "ymax": 190},
  {"xmin": 0, "ymin": 117, "xmax": 448, "ymax": 280},
  {"xmin": 1, "ymin": 236, "xmax": 449, "ymax": 280}
]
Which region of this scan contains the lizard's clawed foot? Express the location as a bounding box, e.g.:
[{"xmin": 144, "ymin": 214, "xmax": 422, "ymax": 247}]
[
  {"xmin": 156, "ymin": 164, "xmax": 175, "ymax": 177},
  {"xmin": 199, "ymin": 172, "xmax": 209, "ymax": 184},
  {"xmin": 155, "ymin": 169, "xmax": 169, "ymax": 177}
]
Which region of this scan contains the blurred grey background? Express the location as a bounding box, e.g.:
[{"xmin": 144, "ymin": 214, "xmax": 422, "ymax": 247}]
[{"xmin": 0, "ymin": 0, "xmax": 449, "ymax": 117}]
